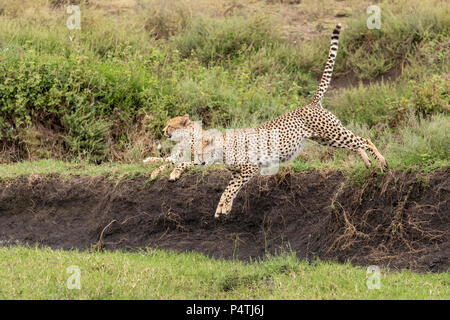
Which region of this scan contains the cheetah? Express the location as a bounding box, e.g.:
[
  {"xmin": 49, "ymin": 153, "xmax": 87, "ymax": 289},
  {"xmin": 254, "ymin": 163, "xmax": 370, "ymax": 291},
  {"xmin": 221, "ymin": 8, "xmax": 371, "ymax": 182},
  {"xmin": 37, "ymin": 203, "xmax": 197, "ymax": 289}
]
[
  {"xmin": 143, "ymin": 114, "xmax": 207, "ymax": 181},
  {"xmin": 152, "ymin": 24, "xmax": 388, "ymax": 218}
]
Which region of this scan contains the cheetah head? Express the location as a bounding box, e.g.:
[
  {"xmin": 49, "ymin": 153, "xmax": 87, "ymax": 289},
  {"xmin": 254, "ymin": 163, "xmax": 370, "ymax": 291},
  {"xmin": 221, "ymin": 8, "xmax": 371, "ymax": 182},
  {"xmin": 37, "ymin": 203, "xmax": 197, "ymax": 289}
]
[{"xmin": 162, "ymin": 114, "xmax": 193, "ymax": 139}]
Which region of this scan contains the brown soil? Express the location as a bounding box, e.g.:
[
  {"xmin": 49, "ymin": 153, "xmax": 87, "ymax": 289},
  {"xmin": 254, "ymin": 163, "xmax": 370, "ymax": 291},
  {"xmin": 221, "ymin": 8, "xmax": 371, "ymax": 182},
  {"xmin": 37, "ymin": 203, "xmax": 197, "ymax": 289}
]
[{"xmin": 0, "ymin": 170, "xmax": 448, "ymax": 272}]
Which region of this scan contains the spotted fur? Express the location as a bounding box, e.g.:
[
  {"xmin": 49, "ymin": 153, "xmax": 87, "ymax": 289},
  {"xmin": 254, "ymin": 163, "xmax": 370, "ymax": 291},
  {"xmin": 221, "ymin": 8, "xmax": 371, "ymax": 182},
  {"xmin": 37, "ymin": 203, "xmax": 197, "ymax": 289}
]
[
  {"xmin": 143, "ymin": 114, "xmax": 207, "ymax": 181},
  {"xmin": 150, "ymin": 24, "xmax": 388, "ymax": 217}
]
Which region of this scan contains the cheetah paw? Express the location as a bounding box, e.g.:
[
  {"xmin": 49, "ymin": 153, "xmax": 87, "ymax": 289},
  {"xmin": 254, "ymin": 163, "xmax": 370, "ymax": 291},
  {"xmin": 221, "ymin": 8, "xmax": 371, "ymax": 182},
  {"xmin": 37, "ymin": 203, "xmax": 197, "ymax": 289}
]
[
  {"xmin": 150, "ymin": 170, "xmax": 162, "ymax": 180},
  {"xmin": 143, "ymin": 156, "xmax": 162, "ymax": 164},
  {"xmin": 378, "ymin": 158, "xmax": 388, "ymax": 172},
  {"xmin": 214, "ymin": 202, "xmax": 232, "ymax": 218},
  {"xmin": 169, "ymin": 170, "xmax": 181, "ymax": 181},
  {"xmin": 150, "ymin": 163, "xmax": 170, "ymax": 180}
]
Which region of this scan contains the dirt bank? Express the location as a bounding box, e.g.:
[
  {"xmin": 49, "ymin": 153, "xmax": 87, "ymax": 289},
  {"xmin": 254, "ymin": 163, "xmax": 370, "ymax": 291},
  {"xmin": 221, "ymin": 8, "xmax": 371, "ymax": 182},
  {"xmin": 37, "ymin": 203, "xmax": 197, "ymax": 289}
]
[{"xmin": 0, "ymin": 170, "xmax": 448, "ymax": 272}]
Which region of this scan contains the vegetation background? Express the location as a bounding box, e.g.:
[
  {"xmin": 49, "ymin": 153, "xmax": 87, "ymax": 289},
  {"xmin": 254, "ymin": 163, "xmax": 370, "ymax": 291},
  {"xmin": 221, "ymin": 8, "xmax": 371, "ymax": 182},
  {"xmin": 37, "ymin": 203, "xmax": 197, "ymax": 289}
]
[
  {"xmin": 0, "ymin": 0, "xmax": 448, "ymax": 300},
  {"xmin": 0, "ymin": 0, "xmax": 448, "ymax": 173}
]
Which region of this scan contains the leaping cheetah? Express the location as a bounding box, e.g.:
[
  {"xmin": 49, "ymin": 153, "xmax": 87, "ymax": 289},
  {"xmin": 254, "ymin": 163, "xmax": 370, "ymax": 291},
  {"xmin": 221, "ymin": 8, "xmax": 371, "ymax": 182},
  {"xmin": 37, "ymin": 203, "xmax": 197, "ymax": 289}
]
[
  {"xmin": 143, "ymin": 114, "xmax": 206, "ymax": 181},
  {"xmin": 147, "ymin": 24, "xmax": 388, "ymax": 217}
]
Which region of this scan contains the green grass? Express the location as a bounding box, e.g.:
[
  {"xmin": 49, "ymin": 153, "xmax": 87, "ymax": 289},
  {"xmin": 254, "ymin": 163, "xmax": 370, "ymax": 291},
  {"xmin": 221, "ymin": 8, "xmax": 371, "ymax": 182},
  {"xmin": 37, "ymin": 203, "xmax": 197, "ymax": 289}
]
[
  {"xmin": 0, "ymin": 246, "xmax": 448, "ymax": 299},
  {"xmin": 0, "ymin": 159, "xmax": 152, "ymax": 180}
]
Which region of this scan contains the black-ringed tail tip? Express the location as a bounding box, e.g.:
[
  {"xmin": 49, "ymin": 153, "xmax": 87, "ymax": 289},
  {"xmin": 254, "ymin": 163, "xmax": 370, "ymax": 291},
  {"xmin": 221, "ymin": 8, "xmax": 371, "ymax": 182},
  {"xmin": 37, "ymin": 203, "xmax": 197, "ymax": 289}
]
[
  {"xmin": 312, "ymin": 23, "xmax": 342, "ymax": 104},
  {"xmin": 332, "ymin": 24, "xmax": 342, "ymax": 35}
]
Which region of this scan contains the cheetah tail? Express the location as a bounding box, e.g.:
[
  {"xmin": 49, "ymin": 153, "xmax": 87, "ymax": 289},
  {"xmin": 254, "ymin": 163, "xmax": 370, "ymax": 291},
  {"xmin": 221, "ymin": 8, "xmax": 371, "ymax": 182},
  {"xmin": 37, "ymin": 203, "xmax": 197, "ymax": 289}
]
[{"xmin": 312, "ymin": 24, "xmax": 342, "ymax": 105}]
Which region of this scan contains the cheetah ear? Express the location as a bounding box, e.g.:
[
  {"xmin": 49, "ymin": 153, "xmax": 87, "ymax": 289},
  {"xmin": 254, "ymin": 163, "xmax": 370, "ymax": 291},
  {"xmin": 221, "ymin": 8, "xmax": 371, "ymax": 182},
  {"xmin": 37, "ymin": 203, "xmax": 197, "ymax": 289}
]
[{"xmin": 182, "ymin": 114, "xmax": 191, "ymax": 126}]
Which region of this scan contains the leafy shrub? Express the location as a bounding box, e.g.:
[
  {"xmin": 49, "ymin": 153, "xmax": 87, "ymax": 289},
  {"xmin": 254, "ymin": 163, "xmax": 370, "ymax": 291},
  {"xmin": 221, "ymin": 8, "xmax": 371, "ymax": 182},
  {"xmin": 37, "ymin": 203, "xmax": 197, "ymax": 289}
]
[
  {"xmin": 337, "ymin": 0, "xmax": 450, "ymax": 79},
  {"xmin": 409, "ymin": 75, "xmax": 449, "ymax": 117},
  {"xmin": 176, "ymin": 14, "xmax": 279, "ymax": 65},
  {"xmin": 327, "ymin": 82, "xmax": 410, "ymax": 128},
  {"xmin": 62, "ymin": 109, "xmax": 111, "ymax": 163},
  {"xmin": 247, "ymin": 43, "xmax": 318, "ymax": 97},
  {"xmin": 389, "ymin": 114, "xmax": 449, "ymax": 168},
  {"xmin": 0, "ymin": 0, "xmax": 448, "ymax": 169}
]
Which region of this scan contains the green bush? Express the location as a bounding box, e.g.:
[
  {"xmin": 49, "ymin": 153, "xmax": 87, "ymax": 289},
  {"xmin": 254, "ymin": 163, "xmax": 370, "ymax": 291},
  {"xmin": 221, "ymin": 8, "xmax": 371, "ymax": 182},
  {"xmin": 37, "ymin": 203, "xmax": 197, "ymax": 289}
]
[
  {"xmin": 327, "ymin": 82, "xmax": 410, "ymax": 128},
  {"xmin": 0, "ymin": 0, "xmax": 448, "ymax": 169},
  {"xmin": 0, "ymin": 47, "xmax": 163, "ymax": 160},
  {"xmin": 62, "ymin": 109, "xmax": 111, "ymax": 163},
  {"xmin": 337, "ymin": 1, "xmax": 450, "ymax": 79},
  {"xmin": 176, "ymin": 14, "xmax": 279, "ymax": 65},
  {"xmin": 327, "ymin": 73, "xmax": 449, "ymax": 130},
  {"xmin": 409, "ymin": 75, "xmax": 449, "ymax": 117},
  {"xmin": 389, "ymin": 114, "xmax": 449, "ymax": 168}
]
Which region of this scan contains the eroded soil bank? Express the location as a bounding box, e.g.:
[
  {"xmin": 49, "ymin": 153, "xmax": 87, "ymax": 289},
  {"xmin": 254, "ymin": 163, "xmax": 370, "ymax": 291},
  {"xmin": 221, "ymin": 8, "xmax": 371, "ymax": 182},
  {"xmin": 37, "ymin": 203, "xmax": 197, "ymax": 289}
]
[{"xmin": 0, "ymin": 170, "xmax": 448, "ymax": 272}]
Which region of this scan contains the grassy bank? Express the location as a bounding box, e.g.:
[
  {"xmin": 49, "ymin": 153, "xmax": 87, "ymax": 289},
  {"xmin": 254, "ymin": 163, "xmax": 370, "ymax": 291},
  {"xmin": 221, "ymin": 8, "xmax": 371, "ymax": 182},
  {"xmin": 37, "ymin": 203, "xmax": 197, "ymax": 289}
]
[
  {"xmin": 0, "ymin": 0, "xmax": 448, "ymax": 170},
  {"xmin": 0, "ymin": 246, "xmax": 448, "ymax": 299}
]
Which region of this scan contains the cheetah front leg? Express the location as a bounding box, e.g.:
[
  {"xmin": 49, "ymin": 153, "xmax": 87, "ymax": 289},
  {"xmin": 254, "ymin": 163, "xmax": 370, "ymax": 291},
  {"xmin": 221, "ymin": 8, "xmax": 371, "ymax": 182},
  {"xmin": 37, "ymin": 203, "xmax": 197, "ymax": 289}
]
[
  {"xmin": 146, "ymin": 161, "xmax": 194, "ymax": 181},
  {"xmin": 143, "ymin": 156, "xmax": 169, "ymax": 164},
  {"xmin": 169, "ymin": 162, "xmax": 194, "ymax": 181},
  {"xmin": 144, "ymin": 156, "xmax": 173, "ymax": 179},
  {"xmin": 144, "ymin": 157, "xmax": 193, "ymax": 181},
  {"xmin": 215, "ymin": 165, "xmax": 259, "ymax": 218},
  {"xmin": 150, "ymin": 163, "xmax": 171, "ymax": 179}
]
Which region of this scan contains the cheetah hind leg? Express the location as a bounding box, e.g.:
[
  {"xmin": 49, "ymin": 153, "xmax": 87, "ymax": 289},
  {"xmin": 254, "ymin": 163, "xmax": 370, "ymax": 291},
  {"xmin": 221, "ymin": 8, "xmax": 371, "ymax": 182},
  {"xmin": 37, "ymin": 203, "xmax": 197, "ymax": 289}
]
[
  {"xmin": 215, "ymin": 165, "xmax": 259, "ymax": 218},
  {"xmin": 356, "ymin": 148, "xmax": 371, "ymax": 169},
  {"xmin": 363, "ymin": 139, "xmax": 388, "ymax": 172},
  {"xmin": 311, "ymin": 137, "xmax": 372, "ymax": 169}
]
